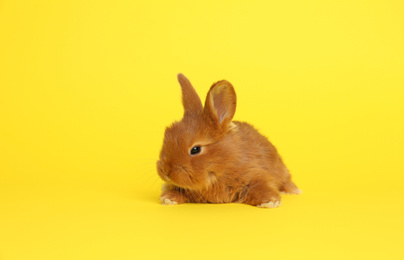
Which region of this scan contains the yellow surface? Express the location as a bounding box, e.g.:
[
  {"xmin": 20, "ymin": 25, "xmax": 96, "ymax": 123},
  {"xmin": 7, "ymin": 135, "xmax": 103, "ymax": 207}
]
[{"xmin": 1, "ymin": 1, "xmax": 403, "ymax": 259}]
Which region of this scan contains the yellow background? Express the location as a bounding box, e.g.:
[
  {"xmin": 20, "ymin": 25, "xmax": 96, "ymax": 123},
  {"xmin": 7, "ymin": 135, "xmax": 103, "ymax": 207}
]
[{"xmin": 1, "ymin": 1, "xmax": 403, "ymax": 259}]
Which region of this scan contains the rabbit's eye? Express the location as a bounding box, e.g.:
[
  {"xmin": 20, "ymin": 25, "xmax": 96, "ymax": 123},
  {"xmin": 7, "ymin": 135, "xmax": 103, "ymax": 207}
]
[{"xmin": 190, "ymin": 146, "xmax": 201, "ymax": 155}]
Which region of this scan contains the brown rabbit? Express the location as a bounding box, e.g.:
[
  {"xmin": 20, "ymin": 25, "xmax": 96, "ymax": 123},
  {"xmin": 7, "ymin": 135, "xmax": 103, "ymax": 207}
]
[{"xmin": 156, "ymin": 74, "xmax": 301, "ymax": 208}]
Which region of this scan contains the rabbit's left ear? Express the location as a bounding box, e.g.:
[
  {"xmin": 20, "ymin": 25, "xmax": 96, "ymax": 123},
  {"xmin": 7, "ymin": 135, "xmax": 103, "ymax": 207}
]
[{"xmin": 204, "ymin": 80, "xmax": 237, "ymax": 132}]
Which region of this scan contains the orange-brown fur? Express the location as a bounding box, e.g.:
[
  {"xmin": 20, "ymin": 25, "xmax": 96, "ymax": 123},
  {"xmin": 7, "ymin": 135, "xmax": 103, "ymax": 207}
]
[{"xmin": 157, "ymin": 74, "xmax": 300, "ymax": 208}]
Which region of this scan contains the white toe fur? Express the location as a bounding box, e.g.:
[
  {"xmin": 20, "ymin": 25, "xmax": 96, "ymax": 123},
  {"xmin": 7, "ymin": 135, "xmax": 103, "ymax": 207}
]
[
  {"xmin": 257, "ymin": 200, "xmax": 281, "ymax": 208},
  {"xmin": 161, "ymin": 197, "xmax": 178, "ymax": 205}
]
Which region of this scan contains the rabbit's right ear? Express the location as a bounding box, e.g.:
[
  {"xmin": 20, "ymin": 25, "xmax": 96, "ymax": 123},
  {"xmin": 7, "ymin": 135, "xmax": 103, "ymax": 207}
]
[{"xmin": 177, "ymin": 73, "xmax": 203, "ymax": 116}]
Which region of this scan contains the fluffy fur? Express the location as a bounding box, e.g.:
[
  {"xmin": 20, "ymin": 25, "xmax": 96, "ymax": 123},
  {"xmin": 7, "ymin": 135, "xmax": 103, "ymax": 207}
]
[{"xmin": 156, "ymin": 73, "xmax": 301, "ymax": 208}]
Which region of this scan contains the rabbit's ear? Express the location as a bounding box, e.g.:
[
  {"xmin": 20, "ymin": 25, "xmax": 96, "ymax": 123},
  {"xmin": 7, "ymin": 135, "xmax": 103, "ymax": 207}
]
[
  {"xmin": 204, "ymin": 80, "xmax": 237, "ymax": 131},
  {"xmin": 177, "ymin": 73, "xmax": 203, "ymax": 116}
]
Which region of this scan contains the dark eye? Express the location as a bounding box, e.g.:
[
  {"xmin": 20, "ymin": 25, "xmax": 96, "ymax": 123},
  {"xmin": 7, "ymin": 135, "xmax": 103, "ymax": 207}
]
[{"xmin": 190, "ymin": 146, "xmax": 201, "ymax": 155}]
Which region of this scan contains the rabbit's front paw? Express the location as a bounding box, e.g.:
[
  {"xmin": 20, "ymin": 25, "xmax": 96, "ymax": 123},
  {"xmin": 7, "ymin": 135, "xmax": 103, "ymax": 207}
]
[
  {"xmin": 257, "ymin": 200, "xmax": 282, "ymax": 208},
  {"xmin": 160, "ymin": 190, "xmax": 187, "ymax": 205},
  {"xmin": 160, "ymin": 197, "xmax": 179, "ymax": 205}
]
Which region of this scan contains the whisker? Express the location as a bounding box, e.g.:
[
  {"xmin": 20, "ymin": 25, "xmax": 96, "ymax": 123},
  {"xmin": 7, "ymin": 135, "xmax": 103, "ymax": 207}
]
[
  {"xmin": 193, "ymin": 189, "xmax": 207, "ymax": 203},
  {"xmin": 148, "ymin": 177, "xmax": 161, "ymax": 189},
  {"xmin": 187, "ymin": 190, "xmax": 198, "ymax": 203}
]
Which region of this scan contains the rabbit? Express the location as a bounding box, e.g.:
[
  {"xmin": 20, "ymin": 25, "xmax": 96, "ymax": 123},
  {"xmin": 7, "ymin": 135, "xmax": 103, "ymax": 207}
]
[{"xmin": 156, "ymin": 73, "xmax": 301, "ymax": 208}]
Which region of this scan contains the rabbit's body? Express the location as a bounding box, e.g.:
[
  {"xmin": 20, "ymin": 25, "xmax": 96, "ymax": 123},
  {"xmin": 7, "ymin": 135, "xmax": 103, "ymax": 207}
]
[{"xmin": 157, "ymin": 74, "xmax": 300, "ymax": 208}]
